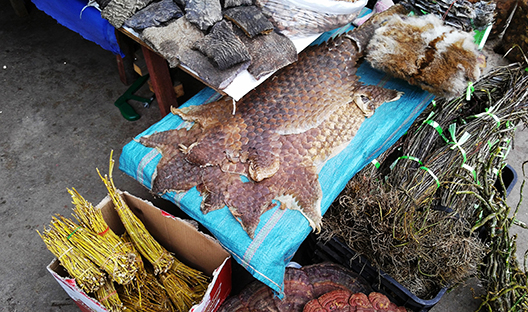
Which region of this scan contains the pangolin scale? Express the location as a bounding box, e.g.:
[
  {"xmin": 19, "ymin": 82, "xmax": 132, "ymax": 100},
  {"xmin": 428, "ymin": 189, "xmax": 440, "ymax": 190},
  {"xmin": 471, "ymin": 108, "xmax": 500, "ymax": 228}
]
[{"xmin": 139, "ymin": 22, "xmax": 402, "ymax": 239}]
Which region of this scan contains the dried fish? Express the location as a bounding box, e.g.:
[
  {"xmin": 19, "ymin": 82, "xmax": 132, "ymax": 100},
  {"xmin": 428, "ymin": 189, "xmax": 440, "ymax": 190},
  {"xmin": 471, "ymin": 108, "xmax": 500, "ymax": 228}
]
[
  {"xmin": 185, "ymin": 0, "xmax": 223, "ymax": 30},
  {"xmin": 193, "ymin": 20, "xmax": 251, "ymax": 70},
  {"xmin": 124, "ymin": 0, "xmax": 184, "ymax": 31},
  {"xmin": 223, "ymin": 5, "xmax": 274, "ymax": 38}
]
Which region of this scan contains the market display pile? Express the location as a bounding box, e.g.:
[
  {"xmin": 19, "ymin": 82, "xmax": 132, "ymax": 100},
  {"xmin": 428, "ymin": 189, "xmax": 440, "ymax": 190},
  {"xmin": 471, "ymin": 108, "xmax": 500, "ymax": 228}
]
[
  {"xmin": 38, "ymin": 156, "xmax": 210, "ymax": 312},
  {"xmin": 86, "ymin": 0, "xmax": 368, "ymax": 90},
  {"xmin": 216, "ymin": 262, "xmax": 407, "ymax": 312},
  {"xmin": 137, "ymin": 3, "xmax": 488, "ymax": 239},
  {"xmin": 320, "ymin": 63, "xmax": 528, "ymax": 306}
]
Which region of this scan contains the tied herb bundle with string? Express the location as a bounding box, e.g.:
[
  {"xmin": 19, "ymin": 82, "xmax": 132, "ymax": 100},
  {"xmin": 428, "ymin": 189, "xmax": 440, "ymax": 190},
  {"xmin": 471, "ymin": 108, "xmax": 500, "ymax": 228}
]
[
  {"xmin": 69, "ymin": 188, "xmax": 141, "ymax": 285},
  {"xmin": 37, "ymin": 226, "xmax": 106, "ymax": 293},
  {"xmin": 118, "ymin": 263, "xmax": 176, "ymax": 312},
  {"xmin": 97, "ymin": 151, "xmax": 174, "ymax": 276},
  {"xmin": 94, "ymin": 277, "xmax": 123, "ymax": 312},
  {"xmin": 322, "ymin": 63, "xmax": 528, "ymax": 298},
  {"xmin": 99, "ymin": 151, "xmax": 211, "ymax": 310},
  {"xmin": 159, "ymin": 260, "xmax": 210, "ymax": 311},
  {"xmin": 48, "ymin": 215, "xmax": 139, "ymax": 286}
]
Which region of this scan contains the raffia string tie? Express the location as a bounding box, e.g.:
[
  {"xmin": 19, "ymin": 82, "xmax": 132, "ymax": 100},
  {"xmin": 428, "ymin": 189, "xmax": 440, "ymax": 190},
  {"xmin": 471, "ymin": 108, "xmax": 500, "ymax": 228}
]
[
  {"xmin": 99, "ymin": 290, "xmax": 117, "ymax": 302},
  {"xmin": 390, "ymin": 155, "xmax": 423, "ymax": 171},
  {"xmin": 67, "ymin": 226, "xmax": 83, "ymax": 240},
  {"xmin": 97, "ymin": 226, "xmax": 110, "ymax": 236},
  {"xmin": 473, "ymin": 105, "xmax": 501, "ymax": 128},
  {"xmin": 424, "ymin": 118, "xmax": 449, "ymax": 143},
  {"xmin": 462, "ymin": 163, "xmax": 480, "ymax": 185},
  {"xmin": 466, "ymin": 81, "xmax": 475, "ymax": 101},
  {"xmin": 58, "ymin": 247, "xmax": 74, "ymax": 261},
  {"xmin": 447, "ymin": 123, "xmax": 471, "ymax": 165},
  {"xmin": 420, "ymin": 166, "xmax": 441, "ymax": 188}
]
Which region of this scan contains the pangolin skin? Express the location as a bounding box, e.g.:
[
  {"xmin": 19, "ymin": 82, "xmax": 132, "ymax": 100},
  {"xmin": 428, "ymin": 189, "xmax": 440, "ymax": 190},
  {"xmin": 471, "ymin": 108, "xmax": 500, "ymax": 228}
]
[{"xmin": 140, "ymin": 18, "xmax": 402, "ymax": 238}]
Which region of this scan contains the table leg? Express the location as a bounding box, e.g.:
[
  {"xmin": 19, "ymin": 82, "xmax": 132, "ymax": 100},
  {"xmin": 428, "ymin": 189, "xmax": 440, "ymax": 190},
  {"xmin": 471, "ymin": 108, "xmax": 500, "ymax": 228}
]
[
  {"xmin": 115, "ymin": 30, "xmax": 138, "ymax": 86},
  {"xmin": 141, "ymin": 45, "xmax": 178, "ymax": 117}
]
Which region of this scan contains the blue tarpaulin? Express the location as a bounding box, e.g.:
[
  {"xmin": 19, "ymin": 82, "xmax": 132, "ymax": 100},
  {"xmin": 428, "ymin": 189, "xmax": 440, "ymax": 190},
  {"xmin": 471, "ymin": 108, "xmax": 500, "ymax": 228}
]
[
  {"xmin": 119, "ymin": 24, "xmax": 434, "ymax": 297},
  {"xmin": 32, "ymin": 0, "xmax": 123, "ymax": 56}
]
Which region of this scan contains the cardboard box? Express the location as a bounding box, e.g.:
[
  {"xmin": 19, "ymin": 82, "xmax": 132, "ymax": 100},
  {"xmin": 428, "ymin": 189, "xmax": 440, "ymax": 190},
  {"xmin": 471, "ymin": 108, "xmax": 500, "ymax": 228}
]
[{"xmin": 47, "ymin": 191, "xmax": 232, "ymax": 312}]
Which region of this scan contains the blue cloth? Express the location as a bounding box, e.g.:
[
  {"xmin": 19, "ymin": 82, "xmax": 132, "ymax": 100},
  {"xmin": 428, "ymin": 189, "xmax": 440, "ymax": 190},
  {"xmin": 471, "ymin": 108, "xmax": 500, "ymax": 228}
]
[
  {"xmin": 119, "ymin": 21, "xmax": 434, "ymax": 297},
  {"xmin": 32, "ymin": 0, "xmax": 123, "ymax": 56}
]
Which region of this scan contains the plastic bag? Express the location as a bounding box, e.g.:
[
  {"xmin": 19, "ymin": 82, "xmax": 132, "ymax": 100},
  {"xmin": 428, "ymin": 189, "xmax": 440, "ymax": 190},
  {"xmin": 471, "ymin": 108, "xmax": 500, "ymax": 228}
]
[{"xmin": 255, "ymin": 0, "xmax": 367, "ymax": 37}]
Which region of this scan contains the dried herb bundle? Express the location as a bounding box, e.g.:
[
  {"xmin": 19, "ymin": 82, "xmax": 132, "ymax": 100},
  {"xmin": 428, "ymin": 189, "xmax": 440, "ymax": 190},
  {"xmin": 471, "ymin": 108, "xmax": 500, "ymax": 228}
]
[
  {"xmin": 70, "ymin": 188, "xmax": 141, "ymax": 285},
  {"xmin": 97, "ymin": 152, "xmax": 174, "ymax": 275},
  {"xmin": 322, "ymin": 63, "xmax": 528, "ymax": 298},
  {"xmin": 37, "ymin": 226, "xmax": 105, "ymax": 293},
  {"xmin": 118, "ymin": 266, "xmax": 176, "ymax": 312},
  {"xmin": 159, "ymin": 260, "xmax": 210, "ymax": 311},
  {"xmin": 48, "ymin": 215, "xmax": 139, "ymax": 285},
  {"xmin": 94, "ymin": 278, "xmax": 123, "ymax": 312}
]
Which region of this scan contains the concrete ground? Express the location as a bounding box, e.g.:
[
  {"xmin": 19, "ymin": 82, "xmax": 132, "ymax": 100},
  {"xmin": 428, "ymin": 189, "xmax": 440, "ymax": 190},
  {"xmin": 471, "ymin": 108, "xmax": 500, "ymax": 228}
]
[{"xmin": 1, "ymin": 3, "xmax": 527, "ymax": 312}]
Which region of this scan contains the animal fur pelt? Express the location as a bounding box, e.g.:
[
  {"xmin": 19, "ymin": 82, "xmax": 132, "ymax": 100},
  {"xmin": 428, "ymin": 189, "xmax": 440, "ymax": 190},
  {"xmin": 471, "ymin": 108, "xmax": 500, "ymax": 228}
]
[{"xmin": 365, "ymin": 13, "xmax": 483, "ymax": 99}]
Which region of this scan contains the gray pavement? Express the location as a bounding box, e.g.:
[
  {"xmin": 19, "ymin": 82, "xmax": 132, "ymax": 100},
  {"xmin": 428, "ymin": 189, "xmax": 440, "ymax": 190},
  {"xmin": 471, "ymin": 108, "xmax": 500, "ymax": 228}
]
[{"xmin": 1, "ymin": 3, "xmax": 527, "ymax": 312}]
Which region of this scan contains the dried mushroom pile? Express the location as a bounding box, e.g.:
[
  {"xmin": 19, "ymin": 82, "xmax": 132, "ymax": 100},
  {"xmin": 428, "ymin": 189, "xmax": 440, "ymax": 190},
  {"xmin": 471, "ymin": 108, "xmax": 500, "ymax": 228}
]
[
  {"xmin": 38, "ymin": 156, "xmax": 210, "ymax": 312},
  {"xmin": 217, "ymin": 262, "xmax": 407, "ymax": 312},
  {"xmin": 321, "ymin": 63, "xmax": 528, "ymax": 304}
]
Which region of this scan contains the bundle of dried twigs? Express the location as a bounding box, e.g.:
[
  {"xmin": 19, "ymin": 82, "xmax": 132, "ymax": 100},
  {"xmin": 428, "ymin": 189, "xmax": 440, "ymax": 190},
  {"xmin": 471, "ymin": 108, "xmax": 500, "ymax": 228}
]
[
  {"xmin": 159, "ymin": 260, "xmax": 210, "ymax": 311},
  {"xmin": 38, "ymin": 226, "xmax": 106, "ymax": 293},
  {"xmin": 70, "ymin": 188, "xmax": 141, "ymax": 285},
  {"xmin": 97, "ymin": 152, "xmax": 174, "ymax": 276},
  {"xmin": 49, "ymin": 215, "xmax": 139, "ymax": 286},
  {"xmin": 94, "ymin": 277, "xmax": 123, "ymax": 312},
  {"xmin": 118, "ymin": 266, "xmax": 176, "ymax": 312}
]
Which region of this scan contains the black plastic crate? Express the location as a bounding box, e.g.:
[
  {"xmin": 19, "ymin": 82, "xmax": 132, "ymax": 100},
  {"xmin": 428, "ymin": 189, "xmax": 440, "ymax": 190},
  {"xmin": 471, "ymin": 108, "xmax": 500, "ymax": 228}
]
[{"xmin": 312, "ymin": 235, "xmax": 447, "ymax": 312}]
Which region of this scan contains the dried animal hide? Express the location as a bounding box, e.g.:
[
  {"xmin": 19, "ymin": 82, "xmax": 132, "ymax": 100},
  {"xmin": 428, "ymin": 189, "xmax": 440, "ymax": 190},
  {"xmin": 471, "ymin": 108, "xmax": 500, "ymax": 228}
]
[
  {"xmin": 193, "ymin": 20, "xmax": 251, "ymax": 70},
  {"xmin": 101, "ymin": 0, "xmax": 155, "ymax": 28},
  {"xmin": 224, "ymin": 0, "xmax": 253, "ymax": 8},
  {"xmin": 141, "ymin": 17, "xmax": 204, "ymax": 67},
  {"xmin": 141, "ymin": 17, "xmax": 250, "ymax": 88},
  {"xmin": 140, "ymin": 28, "xmax": 401, "ymax": 238},
  {"xmin": 232, "ymin": 26, "xmax": 297, "ymax": 80},
  {"xmin": 365, "ymin": 13, "xmax": 482, "ymax": 99},
  {"xmin": 124, "ymin": 0, "xmax": 184, "ymax": 31},
  {"xmin": 223, "ymin": 5, "xmax": 274, "ymax": 38},
  {"xmin": 185, "ymin": 0, "xmax": 223, "ymax": 30},
  {"xmin": 94, "ymin": 0, "xmax": 111, "ymax": 10}
]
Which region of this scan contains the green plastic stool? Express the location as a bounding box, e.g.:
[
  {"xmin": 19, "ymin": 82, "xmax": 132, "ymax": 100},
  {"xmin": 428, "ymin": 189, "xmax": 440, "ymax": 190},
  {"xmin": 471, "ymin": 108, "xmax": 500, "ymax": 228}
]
[{"xmin": 114, "ymin": 74, "xmax": 155, "ymax": 121}]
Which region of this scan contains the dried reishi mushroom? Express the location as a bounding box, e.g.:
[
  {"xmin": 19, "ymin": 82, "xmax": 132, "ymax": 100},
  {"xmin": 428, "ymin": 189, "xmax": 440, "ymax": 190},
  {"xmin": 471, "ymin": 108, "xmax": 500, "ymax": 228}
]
[
  {"xmin": 349, "ymin": 292, "xmax": 372, "ymax": 309},
  {"xmin": 218, "ymin": 263, "xmax": 373, "ymax": 312},
  {"xmin": 302, "ymin": 289, "xmax": 407, "ymax": 312},
  {"xmin": 317, "ymin": 289, "xmax": 352, "ymax": 311},
  {"xmin": 303, "ymin": 299, "xmax": 326, "ymax": 312}
]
